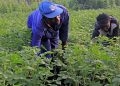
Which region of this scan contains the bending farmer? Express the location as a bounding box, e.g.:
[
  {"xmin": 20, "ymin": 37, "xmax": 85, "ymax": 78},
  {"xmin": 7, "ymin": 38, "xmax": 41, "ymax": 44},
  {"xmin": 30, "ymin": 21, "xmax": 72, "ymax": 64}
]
[
  {"xmin": 91, "ymin": 13, "xmax": 119, "ymax": 46},
  {"xmin": 27, "ymin": 1, "xmax": 69, "ymax": 58}
]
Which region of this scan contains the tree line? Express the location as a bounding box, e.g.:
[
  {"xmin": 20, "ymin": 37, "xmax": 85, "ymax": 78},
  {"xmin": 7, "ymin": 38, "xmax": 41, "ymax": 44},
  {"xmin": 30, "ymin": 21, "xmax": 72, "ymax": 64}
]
[
  {"xmin": 0, "ymin": 0, "xmax": 120, "ymax": 13},
  {"xmin": 53, "ymin": 0, "xmax": 120, "ymax": 10},
  {"xmin": 23, "ymin": 0, "xmax": 120, "ymax": 10}
]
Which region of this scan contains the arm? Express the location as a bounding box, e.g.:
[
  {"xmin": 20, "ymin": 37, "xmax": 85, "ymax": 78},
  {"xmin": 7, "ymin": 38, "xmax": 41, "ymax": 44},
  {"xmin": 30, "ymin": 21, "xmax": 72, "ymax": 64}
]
[
  {"xmin": 62, "ymin": 41, "xmax": 67, "ymax": 50},
  {"xmin": 91, "ymin": 23, "xmax": 100, "ymax": 43},
  {"xmin": 27, "ymin": 9, "xmax": 43, "ymax": 49},
  {"xmin": 31, "ymin": 27, "xmax": 44, "ymax": 56},
  {"xmin": 112, "ymin": 21, "xmax": 119, "ymax": 43},
  {"xmin": 27, "ymin": 13, "xmax": 33, "ymax": 28},
  {"xmin": 31, "ymin": 32, "xmax": 42, "ymax": 49},
  {"xmin": 27, "ymin": 14, "xmax": 42, "ymax": 48},
  {"xmin": 59, "ymin": 7, "xmax": 69, "ymax": 50},
  {"xmin": 91, "ymin": 29, "xmax": 99, "ymax": 40}
]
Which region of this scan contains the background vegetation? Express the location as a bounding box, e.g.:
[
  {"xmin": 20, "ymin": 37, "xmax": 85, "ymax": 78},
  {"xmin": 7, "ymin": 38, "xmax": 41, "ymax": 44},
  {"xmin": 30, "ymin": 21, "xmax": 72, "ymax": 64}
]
[
  {"xmin": 0, "ymin": 0, "xmax": 120, "ymax": 86},
  {"xmin": 1, "ymin": 0, "xmax": 120, "ymax": 13}
]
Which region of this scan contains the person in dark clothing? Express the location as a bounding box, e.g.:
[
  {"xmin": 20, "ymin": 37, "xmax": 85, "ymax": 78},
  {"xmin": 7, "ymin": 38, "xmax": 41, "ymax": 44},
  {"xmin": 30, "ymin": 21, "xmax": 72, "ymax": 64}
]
[
  {"xmin": 27, "ymin": 1, "xmax": 69, "ymax": 84},
  {"xmin": 27, "ymin": 1, "xmax": 69, "ymax": 58},
  {"xmin": 91, "ymin": 13, "xmax": 119, "ymax": 46}
]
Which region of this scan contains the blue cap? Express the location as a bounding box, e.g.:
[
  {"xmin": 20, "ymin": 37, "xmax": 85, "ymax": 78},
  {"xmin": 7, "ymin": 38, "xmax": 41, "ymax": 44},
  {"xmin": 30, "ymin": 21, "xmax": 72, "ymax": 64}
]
[{"xmin": 39, "ymin": 1, "xmax": 63, "ymax": 18}]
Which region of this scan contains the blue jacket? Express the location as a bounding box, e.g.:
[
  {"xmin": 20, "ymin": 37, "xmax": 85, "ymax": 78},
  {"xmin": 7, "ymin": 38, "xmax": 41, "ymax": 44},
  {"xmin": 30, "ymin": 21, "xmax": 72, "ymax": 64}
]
[{"xmin": 27, "ymin": 5, "xmax": 69, "ymax": 58}]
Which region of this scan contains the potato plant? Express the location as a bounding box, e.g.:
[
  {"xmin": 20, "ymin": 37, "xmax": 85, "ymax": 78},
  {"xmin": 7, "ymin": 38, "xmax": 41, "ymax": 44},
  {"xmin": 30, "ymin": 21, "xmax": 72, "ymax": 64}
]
[{"xmin": 0, "ymin": 5, "xmax": 120, "ymax": 86}]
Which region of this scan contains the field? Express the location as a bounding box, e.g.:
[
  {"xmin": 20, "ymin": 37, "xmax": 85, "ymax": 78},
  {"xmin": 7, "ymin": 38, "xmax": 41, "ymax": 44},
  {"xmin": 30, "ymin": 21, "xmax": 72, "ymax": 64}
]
[{"xmin": 0, "ymin": 2, "xmax": 120, "ymax": 86}]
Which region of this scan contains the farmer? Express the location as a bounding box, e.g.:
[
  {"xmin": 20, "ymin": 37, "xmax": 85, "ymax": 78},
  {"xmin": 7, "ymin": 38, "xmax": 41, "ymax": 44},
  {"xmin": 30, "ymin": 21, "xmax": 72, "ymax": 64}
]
[
  {"xmin": 27, "ymin": 1, "xmax": 69, "ymax": 58},
  {"xmin": 91, "ymin": 13, "xmax": 119, "ymax": 46}
]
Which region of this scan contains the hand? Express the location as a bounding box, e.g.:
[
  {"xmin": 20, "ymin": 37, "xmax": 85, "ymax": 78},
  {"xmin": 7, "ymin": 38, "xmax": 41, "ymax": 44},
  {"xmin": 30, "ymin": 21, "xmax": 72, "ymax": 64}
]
[{"xmin": 62, "ymin": 41, "xmax": 67, "ymax": 50}]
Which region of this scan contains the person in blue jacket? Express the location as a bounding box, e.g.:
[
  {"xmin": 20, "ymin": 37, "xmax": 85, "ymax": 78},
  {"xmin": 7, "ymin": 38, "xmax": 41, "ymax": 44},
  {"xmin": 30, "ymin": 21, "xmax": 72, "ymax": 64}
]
[{"xmin": 27, "ymin": 1, "xmax": 69, "ymax": 58}]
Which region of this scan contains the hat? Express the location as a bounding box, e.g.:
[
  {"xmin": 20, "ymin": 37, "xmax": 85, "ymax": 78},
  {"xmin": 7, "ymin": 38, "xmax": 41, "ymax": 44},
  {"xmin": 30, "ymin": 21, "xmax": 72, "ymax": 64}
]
[
  {"xmin": 97, "ymin": 13, "xmax": 110, "ymax": 25},
  {"xmin": 39, "ymin": 1, "xmax": 63, "ymax": 18}
]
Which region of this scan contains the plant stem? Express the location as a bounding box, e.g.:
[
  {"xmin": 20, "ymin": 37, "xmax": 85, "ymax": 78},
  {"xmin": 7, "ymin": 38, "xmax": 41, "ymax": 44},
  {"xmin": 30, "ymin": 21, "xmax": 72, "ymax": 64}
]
[
  {"xmin": 92, "ymin": 65, "xmax": 96, "ymax": 81},
  {"xmin": 83, "ymin": 77, "xmax": 86, "ymax": 86}
]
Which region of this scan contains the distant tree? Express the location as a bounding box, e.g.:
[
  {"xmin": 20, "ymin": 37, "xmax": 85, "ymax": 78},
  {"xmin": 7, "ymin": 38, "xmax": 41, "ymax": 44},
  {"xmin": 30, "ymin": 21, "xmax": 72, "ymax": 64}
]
[
  {"xmin": 92, "ymin": 0, "xmax": 98, "ymax": 9},
  {"xmin": 82, "ymin": 0, "xmax": 89, "ymax": 10},
  {"xmin": 69, "ymin": 0, "xmax": 80, "ymax": 10},
  {"xmin": 75, "ymin": 0, "xmax": 90, "ymax": 10},
  {"xmin": 115, "ymin": 0, "xmax": 120, "ymax": 6},
  {"xmin": 104, "ymin": 0, "xmax": 110, "ymax": 8},
  {"xmin": 110, "ymin": 0, "xmax": 116, "ymax": 8},
  {"xmin": 20, "ymin": 0, "xmax": 119, "ymax": 10},
  {"xmin": 26, "ymin": 0, "xmax": 31, "ymax": 5}
]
